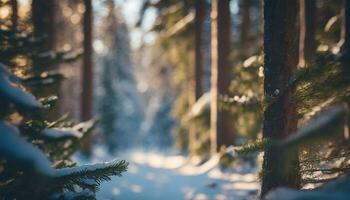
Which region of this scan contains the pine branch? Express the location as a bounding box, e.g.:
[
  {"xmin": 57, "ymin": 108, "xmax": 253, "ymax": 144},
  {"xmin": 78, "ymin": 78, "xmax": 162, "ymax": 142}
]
[
  {"xmin": 53, "ymin": 160, "xmax": 128, "ymax": 191},
  {"xmin": 234, "ymin": 139, "xmax": 271, "ymax": 155}
]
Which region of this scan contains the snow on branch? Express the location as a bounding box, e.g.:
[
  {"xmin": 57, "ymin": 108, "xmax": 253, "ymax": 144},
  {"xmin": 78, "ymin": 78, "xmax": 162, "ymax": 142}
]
[
  {"xmin": 0, "ymin": 63, "xmax": 42, "ymax": 109},
  {"xmin": 41, "ymin": 128, "xmax": 83, "ymax": 141},
  {"xmin": 53, "ymin": 160, "xmax": 128, "ymax": 191},
  {"xmin": 0, "ymin": 121, "xmax": 54, "ymax": 176}
]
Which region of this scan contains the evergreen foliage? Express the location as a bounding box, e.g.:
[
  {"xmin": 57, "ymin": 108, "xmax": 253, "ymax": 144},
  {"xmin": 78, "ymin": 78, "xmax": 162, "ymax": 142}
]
[{"xmin": 0, "ymin": 7, "xmax": 127, "ymax": 200}]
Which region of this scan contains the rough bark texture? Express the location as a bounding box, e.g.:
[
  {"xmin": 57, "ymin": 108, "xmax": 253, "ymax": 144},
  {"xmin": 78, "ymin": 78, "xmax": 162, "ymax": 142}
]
[
  {"xmin": 81, "ymin": 0, "xmax": 93, "ymax": 121},
  {"xmin": 261, "ymin": 0, "xmax": 300, "ymax": 197},
  {"xmin": 210, "ymin": 0, "xmax": 234, "ymax": 153},
  {"xmin": 189, "ymin": 0, "xmax": 206, "ymax": 152}
]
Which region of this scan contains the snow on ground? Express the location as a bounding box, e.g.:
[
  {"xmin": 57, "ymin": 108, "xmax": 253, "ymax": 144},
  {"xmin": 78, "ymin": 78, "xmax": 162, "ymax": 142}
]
[{"xmin": 80, "ymin": 147, "xmax": 259, "ymax": 200}]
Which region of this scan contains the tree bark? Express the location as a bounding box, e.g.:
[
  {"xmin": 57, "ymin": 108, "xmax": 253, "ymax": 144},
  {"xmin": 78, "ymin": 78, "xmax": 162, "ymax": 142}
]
[
  {"xmin": 240, "ymin": 0, "xmax": 251, "ymax": 45},
  {"xmin": 344, "ymin": 0, "xmax": 350, "ymax": 51},
  {"xmin": 299, "ymin": 0, "xmax": 317, "ymax": 66},
  {"xmin": 210, "ymin": 0, "xmax": 234, "ymax": 153},
  {"xmin": 342, "ymin": 0, "xmax": 350, "ymax": 139},
  {"xmin": 189, "ymin": 0, "xmax": 206, "ymax": 152},
  {"xmin": 261, "ymin": 0, "xmax": 300, "ymax": 197},
  {"xmin": 81, "ymin": 0, "xmax": 93, "ymax": 121}
]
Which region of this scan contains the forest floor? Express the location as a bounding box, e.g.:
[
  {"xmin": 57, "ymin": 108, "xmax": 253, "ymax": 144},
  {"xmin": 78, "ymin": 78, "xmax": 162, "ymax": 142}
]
[{"xmin": 80, "ymin": 148, "xmax": 260, "ymax": 200}]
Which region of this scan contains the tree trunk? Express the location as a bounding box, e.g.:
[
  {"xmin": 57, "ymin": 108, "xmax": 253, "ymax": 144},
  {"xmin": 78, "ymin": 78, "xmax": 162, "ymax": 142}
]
[
  {"xmin": 189, "ymin": 0, "xmax": 206, "ymax": 152},
  {"xmin": 81, "ymin": 0, "xmax": 93, "ymax": 121},
  {"xmin": 32, "ymin": 0, "xmax": 55, "ymax": 52},
  {"xmin": 261, "ymin": 0, "xmax": 300, "ymax": 197},
  {"xmin": 344, "ymin": 0, "xmax": 350, "ymax": 51},
  {"xmin": 210, "ymin": 0, "xmax": 234, "ymax": 153},
  {"xmin": 342, "ymin": 0, "xmax": 350, "ymax": 139},
  {"xmin": 299, "ymin": 0, "xmax": 317, "ymax": 66},
  {"xmin": 240, "ymin": 0, "xmax": 251, "ymax": 45}
]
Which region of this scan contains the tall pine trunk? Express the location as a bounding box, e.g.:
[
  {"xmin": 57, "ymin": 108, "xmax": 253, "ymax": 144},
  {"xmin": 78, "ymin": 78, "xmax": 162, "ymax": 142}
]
[
  {"xmin": 299, "ymin": 0, "xmax": 317, "ymax": 66},
  {"xmin": 342, "ymin": 0, "xmax": 350, "ymax": 138},
  {"xmin": 189, "ymin": 0, "xmax": 206, "ymax": 152},
  {"xmin": 210, "ymin": 0, "xmax": 234, "ymax": 153},
  {"xmin": 261, "ymin": 0, "xmax": 300, "ymax": 197},
  {"xmin": 81, "ymin": 0, "xmax": 93, "ymax": 121}
]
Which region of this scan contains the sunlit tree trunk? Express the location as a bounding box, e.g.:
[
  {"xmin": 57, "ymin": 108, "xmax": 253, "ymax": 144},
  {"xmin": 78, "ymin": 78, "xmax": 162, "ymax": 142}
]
[
  {"xmin": 210, "ymin": 0, "xmax": 234, "ymax": 153},
  {"xmin": 81, "ymin": 0, "xmax": 93, "ymax": 121},
  {"xmin": 299, "ymin": 0, "xmax": 317, "ymax": 66},
  {"xmin": 261, "ymin": 0, "xmax": 300, "ymax": 197}
]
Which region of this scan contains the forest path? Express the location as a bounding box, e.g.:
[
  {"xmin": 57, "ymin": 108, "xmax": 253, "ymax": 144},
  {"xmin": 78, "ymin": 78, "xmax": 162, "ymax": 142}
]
[{"xmin": 92, "ymin": 150, "xmax": 259, "ymax": 200}]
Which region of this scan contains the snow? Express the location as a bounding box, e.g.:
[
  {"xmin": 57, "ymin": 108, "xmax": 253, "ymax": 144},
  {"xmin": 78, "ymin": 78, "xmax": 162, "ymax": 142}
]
[
  {"xmin": 264, "ymin": 188, "xmax": 349, "ymax": 200},
  {"xmin": 72, "ymin": 119, "xmax": 96, "ymax": 133},
  {"xmin": 50, "ymin": 189, "xmax": 95, "ymax": 200},
  {"xmin": 42, "ymin": 128, "xmax": 83, "ymax": 140},
  {"xmin": 0, "ymin": 65, "xmax": 42, "ymax": 109},
  {"xmin": 54, "ymin": 159, "xmax": 126, "ymax": 177},
  {"xmin": 0, "ymin": 121, "xmax": 54, "ymax": 176},
  {"xmin": 0, "ymin": 63, "xmax": 22, "ymax": 83},
  {"xmin": 265, "ymin": 175, "xmax": 350, "ymax": 200},
  {"xmin": 188, "ymin": 92, "xmax": 210, "ymax": 119},
  {"xmin": 81, "ymin": 150, "xmax": 259, "ymax": 200}
]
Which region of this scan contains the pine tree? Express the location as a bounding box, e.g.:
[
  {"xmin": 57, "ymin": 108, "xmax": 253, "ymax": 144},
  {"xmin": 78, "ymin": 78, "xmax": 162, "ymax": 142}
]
[
  {"xmin": 188, "ymin": 0, "xmax": 206, "ymax": 153},
  {"xmin": 81, "ymin": 0, "xmax": 93, "ymax": 121},
  {"xmin": 0, "ymin": 3, "xmax": 128, "ymax": 199},
  {"xmin": 261, "ymin": 0, "xmax": 300, "ymax": 196},
  {"xmin": 210, "ymin": 0, "xmax": 234, "ymax": 153},
  {"xmin": 97, "ymin": 1, "xmax": 143, "ymax": 151}
]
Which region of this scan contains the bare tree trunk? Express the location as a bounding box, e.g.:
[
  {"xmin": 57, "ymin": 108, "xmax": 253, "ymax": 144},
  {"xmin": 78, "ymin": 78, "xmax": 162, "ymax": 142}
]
[
  {"xmin": 189, "ymin": 0, "xmax": 206, "ymax": 152},
  {"xmin": 210, "ymin": 0, "xmax": 234, "ymax": 153},
  {"xmin": 10, "ymin": 0, "xmax": 18, "ymax": 30},
  {"xmin": 299, "ymin": 0, "xmax": 317, "ymax": 66},
  {"xmin": 81, "ymin": 0, "xmax": 93, "ymax": 121},
  {"xmin": 261, "ymin": 0, "xmax": 300, "ymax": 197}
]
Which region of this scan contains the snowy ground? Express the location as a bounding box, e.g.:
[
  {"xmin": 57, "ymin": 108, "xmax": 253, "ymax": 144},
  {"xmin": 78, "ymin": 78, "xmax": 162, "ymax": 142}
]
[{"xmin": 80, "ymin": 148, "xmax": 260, "ymax": 200}]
